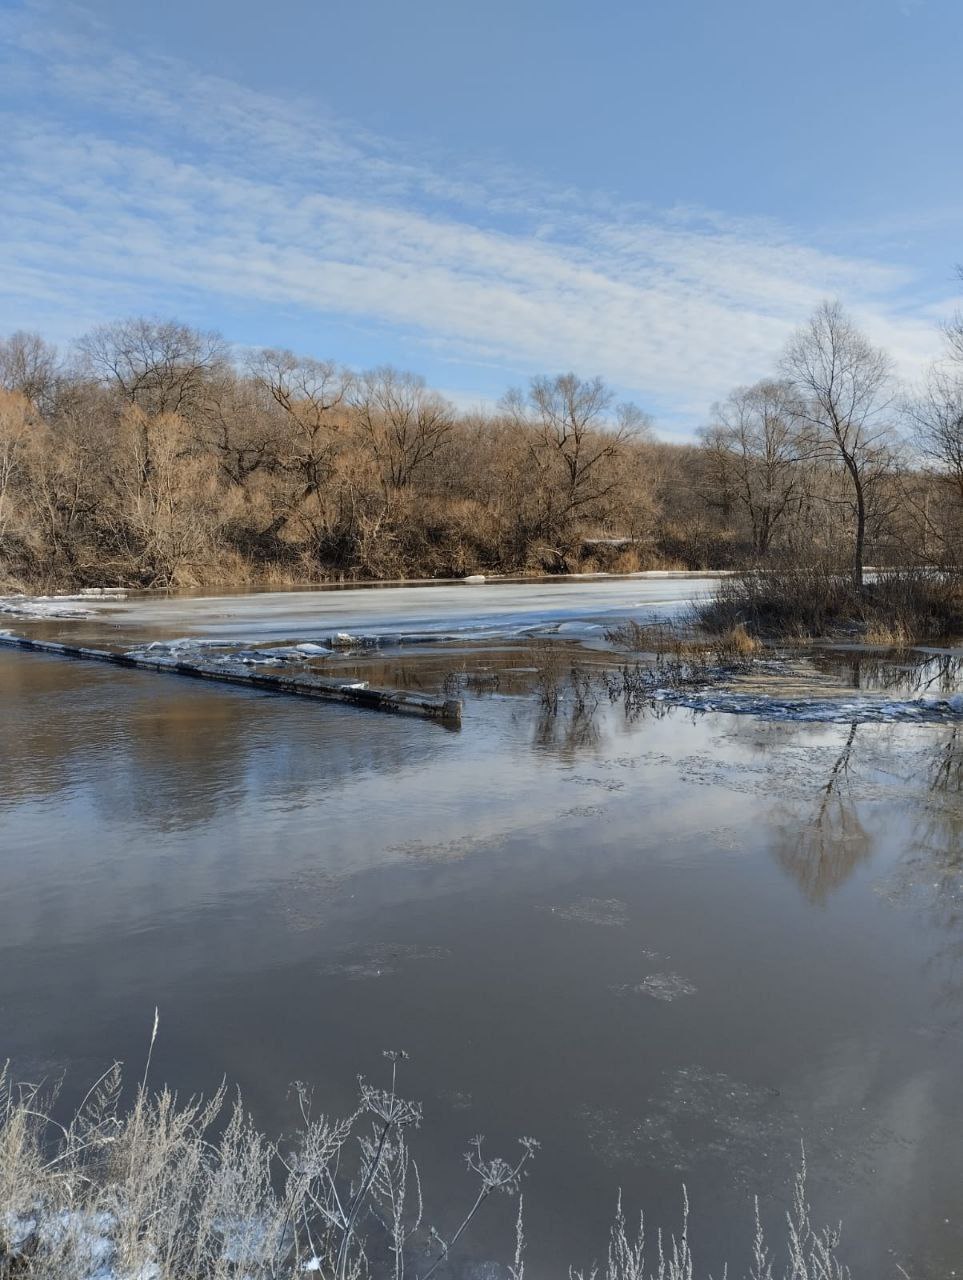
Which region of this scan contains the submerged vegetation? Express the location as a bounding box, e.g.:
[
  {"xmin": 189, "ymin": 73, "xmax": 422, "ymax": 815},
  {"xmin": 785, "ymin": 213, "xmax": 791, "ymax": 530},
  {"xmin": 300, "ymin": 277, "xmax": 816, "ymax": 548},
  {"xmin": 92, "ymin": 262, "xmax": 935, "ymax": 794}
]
[{"xmin": 0, "ymin": 1048, "xmax": 854, "ymax": 1280}]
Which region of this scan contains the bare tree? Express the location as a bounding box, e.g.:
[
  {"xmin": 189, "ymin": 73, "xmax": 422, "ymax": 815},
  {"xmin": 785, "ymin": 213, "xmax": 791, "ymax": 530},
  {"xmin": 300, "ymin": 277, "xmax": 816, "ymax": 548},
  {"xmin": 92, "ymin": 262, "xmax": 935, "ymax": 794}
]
[
  {"xmin": 352, "ymin": 367, "xmax": 454, "ymax": 489},
  {"xmin": 0, "ymin": 331, "xmax": 59, "ymax": 411},
  {"xmin": 206, "ymin": 372, "xmax": 282, "ymax": 486},
  {"xmin": 941, "ymin": 264, "xmax": 963, "ymax": 364},
  {"xmin": 908, "ymin": 366, "xmax": 963, "ymax": 505},
  {"xmin": 77, "ymin": 318, "xmax": 228, "ymax": 416},
  {"xmin": 0, "ymin": 392, "xmax": 34, "ymax": 539},
  {"xmin": 503, "ymin": 374, "xmax": 650, "ymax": 569},
  {"xmin": 104, "ymin": 408, "xmax": 239, "ymax": 585},
  {"xmin": 699, "ymin": 379, "xmax": 808, "ymax": 557},
  {"xmin": 782, "ymin": 301, "xmax": 895, "ymax": 590},
  {"xmin": 248, "ymin": 349, "xmax": 351, "ymax": 542},
  {"xmin": 902, "ymin": 297, "xmax": 963, "ymax": 560}
]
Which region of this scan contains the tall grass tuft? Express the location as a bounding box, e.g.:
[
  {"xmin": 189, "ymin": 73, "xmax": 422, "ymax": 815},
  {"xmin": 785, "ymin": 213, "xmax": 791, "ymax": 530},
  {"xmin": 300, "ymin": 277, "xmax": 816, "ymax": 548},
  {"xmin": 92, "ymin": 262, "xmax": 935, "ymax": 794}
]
[{"xmin": 1, "ymin": 1054, "xmax": 857, "ymax": 1279}]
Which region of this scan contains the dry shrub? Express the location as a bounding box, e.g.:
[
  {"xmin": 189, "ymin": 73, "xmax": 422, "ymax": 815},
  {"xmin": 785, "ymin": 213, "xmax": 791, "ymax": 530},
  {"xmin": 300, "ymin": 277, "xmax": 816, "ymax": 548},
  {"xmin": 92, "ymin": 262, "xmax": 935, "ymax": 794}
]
[
  {"xmin": 610, "ymin": 547, "xmax": 642, "ymax": 574},
  {"xmin": 605, "ymin": 619, "xmax": 759, "ymax": 665},
  {"xmin": 698, "ymin": 565, "xmax": 963, "ymax": 642}
]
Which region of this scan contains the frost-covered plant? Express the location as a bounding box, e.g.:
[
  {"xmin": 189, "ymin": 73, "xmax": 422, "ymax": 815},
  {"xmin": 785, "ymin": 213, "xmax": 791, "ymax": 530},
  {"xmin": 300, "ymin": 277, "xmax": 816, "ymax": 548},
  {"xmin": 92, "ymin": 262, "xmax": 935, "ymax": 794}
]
[
  {"xmin": 0, "ymin": 1037, "xmax": 536, "ymax": 1280},
  {"xmin": 569, "ymin": 1150, "xmax": 849, "ymax": 1280},
  {"xmin": 2, "ymin": 1032, "xmax": 853, "ymax": 1280}
]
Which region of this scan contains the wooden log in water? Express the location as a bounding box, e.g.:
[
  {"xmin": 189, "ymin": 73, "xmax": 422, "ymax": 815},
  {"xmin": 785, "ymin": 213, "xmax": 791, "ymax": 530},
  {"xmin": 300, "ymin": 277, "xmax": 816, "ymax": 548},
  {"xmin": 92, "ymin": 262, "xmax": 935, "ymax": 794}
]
[{"xmin": 0, "ymin": 633, "xmax": 462, "ymax": 727}]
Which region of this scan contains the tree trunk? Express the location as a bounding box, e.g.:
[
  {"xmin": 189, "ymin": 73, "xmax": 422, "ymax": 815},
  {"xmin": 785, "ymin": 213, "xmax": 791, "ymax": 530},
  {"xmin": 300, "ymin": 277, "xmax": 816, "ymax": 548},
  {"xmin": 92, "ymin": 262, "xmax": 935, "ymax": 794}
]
[{"xmin": 853, "ymin": 473, "xmax": 866, "ymax": 594}]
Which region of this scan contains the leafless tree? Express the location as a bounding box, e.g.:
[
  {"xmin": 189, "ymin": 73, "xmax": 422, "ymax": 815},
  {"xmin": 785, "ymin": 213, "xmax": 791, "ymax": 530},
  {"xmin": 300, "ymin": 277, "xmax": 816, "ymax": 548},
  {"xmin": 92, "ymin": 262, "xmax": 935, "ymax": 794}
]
[
  {"xmin": 0, "ymin": 331, "xmax": 60, "ymax": 412},
  {"xmin": 941, "ymin": 264, "xmax": 963, "ymax": 364},
  {"xmin": 248, "ymin": 349, "xmax": 351, "ymax": 541},
  {"xmin": 700, "ymin": 379, "xmax": 809, "ymax": 557},
  {"xmin": 503, "ymin": 374, "xmax": 650, "ymax": 569},
  {"xmin": 352, "ymin": 367, "xmax": 454, "ymax": 489},
  {"xmin": 908, "ymin": 366, "xmax": 963, "ymax": 504},
  {"xmin": 782, "ymin": 301, "xmax": 895, "ymax": 589},
  {"xmin": 77, "ymin": 318, "xmax": 228, "ymax": 416},
  {"xmin": 0, "ymin": 392, "xmax": 34, "ymax": 540}
]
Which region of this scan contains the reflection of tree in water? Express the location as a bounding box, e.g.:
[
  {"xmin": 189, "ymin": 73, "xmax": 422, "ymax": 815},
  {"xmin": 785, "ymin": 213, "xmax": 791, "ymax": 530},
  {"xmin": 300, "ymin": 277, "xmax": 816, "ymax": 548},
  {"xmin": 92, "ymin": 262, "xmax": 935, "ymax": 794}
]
[
  {"xmin": 527, "ymin": 660, "xmax": 675, "ymax": 759},
  {"xmin": 531, "ymin": 665, "xmax": 603, "ymax": 760},
  {"xmin": 818, "ymin": 650, "xmax": 963, "ymax": 697},
  {"xmin": 893, "ymin": 727, "xmax": 963, "ymax": 984},
  {"xmin": 773, "ymin": 721, "xmax": 872, "ymax": 904},
  {"xmin": 927, "ymin": 725, "xmax": 963, "ymax": 795}
]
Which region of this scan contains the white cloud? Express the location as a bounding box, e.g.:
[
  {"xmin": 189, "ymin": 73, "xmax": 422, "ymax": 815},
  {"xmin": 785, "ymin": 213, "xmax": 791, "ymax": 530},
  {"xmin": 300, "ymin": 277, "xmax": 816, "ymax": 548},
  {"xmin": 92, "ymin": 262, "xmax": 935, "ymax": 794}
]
[{"xmin": 0, "ymin": 0, "xmax": 955, "ymax": 433}]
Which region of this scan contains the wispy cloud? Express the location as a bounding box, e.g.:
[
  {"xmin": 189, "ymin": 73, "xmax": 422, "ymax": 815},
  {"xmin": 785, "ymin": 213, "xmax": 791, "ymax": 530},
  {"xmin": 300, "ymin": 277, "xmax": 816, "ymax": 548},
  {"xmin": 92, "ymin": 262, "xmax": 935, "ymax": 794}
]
[{"xmin": 0, "ymin": 1, "xmax": 956, "ymax": 431}]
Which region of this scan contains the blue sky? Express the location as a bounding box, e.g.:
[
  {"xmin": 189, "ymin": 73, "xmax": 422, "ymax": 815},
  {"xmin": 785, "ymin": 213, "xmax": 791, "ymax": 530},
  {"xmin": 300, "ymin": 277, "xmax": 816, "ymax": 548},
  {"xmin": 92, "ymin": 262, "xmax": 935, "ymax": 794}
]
[{"xmin": 1, "ymin": 0, "xmax": 961, "ymax": 435}]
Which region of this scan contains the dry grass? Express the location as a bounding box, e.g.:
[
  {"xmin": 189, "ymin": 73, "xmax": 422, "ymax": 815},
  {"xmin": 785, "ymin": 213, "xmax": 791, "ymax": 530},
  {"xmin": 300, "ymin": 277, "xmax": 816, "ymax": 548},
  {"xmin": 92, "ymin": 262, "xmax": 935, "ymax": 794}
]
[
  {"xmin": 1, "ymin": 1044, "xmax": 858, "ymax": 1280},
  {"xmin": 605, "ymin": 619, "xmax": 760, "ymax": 668},
  {"xmin": 0, "ymin": 1043, "xmax": 537, "ymax": 1280},
  {"xmin": 696, "ymin": 566, "xmax": 963, "ymax": 643}
]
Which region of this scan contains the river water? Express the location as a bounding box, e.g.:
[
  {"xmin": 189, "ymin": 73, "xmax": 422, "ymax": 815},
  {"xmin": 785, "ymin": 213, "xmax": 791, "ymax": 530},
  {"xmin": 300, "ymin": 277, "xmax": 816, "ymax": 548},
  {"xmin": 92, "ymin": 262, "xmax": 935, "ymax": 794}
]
[{"xmin": 1, "ymin": 579, "xmax": 961, "ymax": 1277}]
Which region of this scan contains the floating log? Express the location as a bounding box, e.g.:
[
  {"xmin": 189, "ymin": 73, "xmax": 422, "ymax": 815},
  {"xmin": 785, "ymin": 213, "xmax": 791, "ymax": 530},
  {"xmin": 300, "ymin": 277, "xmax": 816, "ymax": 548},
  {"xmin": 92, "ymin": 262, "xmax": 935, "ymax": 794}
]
[{"xmin": 0, "ymin": 633, "xmax": 462, "ymax": 727}]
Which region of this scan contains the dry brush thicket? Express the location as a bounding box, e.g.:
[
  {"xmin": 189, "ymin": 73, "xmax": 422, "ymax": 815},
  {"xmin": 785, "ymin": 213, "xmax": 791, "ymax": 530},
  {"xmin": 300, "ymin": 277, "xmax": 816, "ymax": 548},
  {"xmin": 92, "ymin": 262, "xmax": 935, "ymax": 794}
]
[
  {"xmin": 0, "ymin": 1051, "xmax": 853, "ymax": 1280},
  {"xmin": 1, "ymin": 294, "xmax": 962, "ymax": 601}
]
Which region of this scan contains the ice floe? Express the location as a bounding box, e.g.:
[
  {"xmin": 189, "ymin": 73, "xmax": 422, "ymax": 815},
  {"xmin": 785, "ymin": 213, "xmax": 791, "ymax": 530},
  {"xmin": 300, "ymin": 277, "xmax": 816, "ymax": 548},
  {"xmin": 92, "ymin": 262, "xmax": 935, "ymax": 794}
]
[{"xmin": 0, "ymin": 595, "xmax": 94, "ymax": 619}]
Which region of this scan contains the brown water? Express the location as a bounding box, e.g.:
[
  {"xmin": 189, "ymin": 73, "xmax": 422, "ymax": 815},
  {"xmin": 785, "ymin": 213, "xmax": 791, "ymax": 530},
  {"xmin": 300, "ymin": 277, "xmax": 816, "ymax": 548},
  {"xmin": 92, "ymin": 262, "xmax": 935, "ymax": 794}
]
[{"xmin": 1, "ymin": 601, "xmax": 962, "ymax": 1277}]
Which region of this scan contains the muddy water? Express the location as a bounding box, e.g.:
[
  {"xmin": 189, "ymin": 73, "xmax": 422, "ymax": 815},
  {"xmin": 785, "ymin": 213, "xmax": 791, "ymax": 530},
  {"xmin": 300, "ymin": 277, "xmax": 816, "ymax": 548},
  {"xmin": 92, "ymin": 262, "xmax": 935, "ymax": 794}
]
[{"xmin": 1, "ymin": 597, "xmax": 962, "ymax": 1277}]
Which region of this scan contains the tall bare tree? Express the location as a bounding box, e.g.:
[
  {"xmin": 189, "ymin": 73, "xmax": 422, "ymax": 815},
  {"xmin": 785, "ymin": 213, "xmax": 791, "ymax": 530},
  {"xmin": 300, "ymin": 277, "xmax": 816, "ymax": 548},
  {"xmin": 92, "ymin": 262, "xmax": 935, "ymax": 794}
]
[
  {"xmin": 0, "ymin": 331, "xmax": 59, "ymax": 412},
  {"xmin": 77, "ymin": 318, "xmax": 228, "ymax": 416},
  {"xmin": 700, "ymin": 379, "xmax": 808, "ymax": 557},
  {"xmin": 503, "ymin": 374, "xmax": 649, "ymax": 568},
  {"xmin": 782, "ymin": 301, "xmax": 895, "ymax": 589},
  {"xmin": 909, "ymin": 367, "xmax": 963, "ymax": 505},
  {"xmin": 248, "ymin": 349, "xmax": 350, "ymax": 542},
  {"xmin": 0, "ymin": 392, "xmax": 34, "ymax": 540},
  {"xmin": 352, "ymin": 367, "xmax": 454, "ymax": 490},
  {"xmin": 904, "ymin": 294, "xmax": 963, "ymax": 559}
]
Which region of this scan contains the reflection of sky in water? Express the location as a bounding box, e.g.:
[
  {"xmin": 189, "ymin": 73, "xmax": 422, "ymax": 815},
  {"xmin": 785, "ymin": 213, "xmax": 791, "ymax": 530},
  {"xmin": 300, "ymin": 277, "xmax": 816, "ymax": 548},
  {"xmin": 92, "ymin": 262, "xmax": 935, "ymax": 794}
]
[{"xmin": 1, "ymin": 640, "xmax": 961, "ymax": 1279}]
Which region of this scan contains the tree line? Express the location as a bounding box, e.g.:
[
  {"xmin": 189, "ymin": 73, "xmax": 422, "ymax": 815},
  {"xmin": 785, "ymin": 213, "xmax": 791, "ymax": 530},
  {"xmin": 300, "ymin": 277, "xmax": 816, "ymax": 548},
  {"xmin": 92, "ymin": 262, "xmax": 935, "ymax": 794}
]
[{"xmin": 0, "ymin": 293, "xmax": 961, "ymax": 590}]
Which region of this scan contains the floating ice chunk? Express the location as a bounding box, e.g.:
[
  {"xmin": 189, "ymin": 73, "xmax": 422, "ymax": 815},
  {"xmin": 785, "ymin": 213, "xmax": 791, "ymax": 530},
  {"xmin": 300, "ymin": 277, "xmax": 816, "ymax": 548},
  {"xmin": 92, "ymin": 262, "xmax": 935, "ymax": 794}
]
[
  {"xmin": 463, "ymin": 574, "xmax": 486, "ymax": 583},
  {"xmin": 0, "ymin": 595, "xmax": 92, "ymax": 619},
  {"xmin": 295, "ymin": 642, "xmax": 330, "ymax": 655}
]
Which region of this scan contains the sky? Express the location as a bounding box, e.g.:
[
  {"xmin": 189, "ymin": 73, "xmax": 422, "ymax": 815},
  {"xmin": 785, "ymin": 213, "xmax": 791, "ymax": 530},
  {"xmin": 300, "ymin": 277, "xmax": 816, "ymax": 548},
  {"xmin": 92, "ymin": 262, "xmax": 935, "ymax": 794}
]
[{"xmin": 1, "ymin": 0, "xmax": 961, "ymax": 436}]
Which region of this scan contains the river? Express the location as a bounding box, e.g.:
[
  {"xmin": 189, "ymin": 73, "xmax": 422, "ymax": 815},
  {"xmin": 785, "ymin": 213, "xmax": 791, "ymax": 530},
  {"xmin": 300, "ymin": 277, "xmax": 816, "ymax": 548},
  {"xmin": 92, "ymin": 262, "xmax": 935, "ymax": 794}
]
[{"xmin": 1, "ymin": 577, "xmax": 960, "ymax": 1277}]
